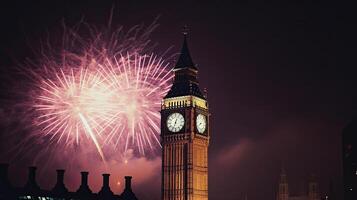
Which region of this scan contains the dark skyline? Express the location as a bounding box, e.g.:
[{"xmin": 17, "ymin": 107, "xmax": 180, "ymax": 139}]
[{"xmin": 0, "ymin": 1, "xmax": 349, "ymax": 200}]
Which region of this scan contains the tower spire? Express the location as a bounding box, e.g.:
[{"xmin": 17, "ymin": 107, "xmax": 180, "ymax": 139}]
[
  {"xmin": 182, "ymin": 25, "xmax": 189, "ymax": 35},
  {"xmin": 164, "ymin": 26, "xmax": 204, "ymax": 99},
  {"xmin": 174, "ymin": 26, "xmax": 197, "ymax": 70},
  {"xmin": 279, "ymin": 166, "xmax": 287, "ymax": 184},
  {"xmin": 277, "ymin": 166, "xmax": 289, "ymax": 200},
  {"xmin": 280, "ymin": 164, "xmax": 286, "ymax": 179}
]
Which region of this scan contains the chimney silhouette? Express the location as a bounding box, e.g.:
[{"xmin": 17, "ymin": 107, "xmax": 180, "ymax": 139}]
[
  {"xmin": 0, "ymin": 163, "xmax": 10, "ymax": 186},
  {"xmin": 76, "ymin": 171, "xmax": 92, "ymax": 194},
  {"xmin": 125, "ymin": 176, "xmax": 132, "ymax": 190},
  {"xmin": 52, "ymin": 169, "xmax": 68, "ymax": 194},
  {"xmin": 121, "ymin": 176, "xmax": 138, "ymax": 200},
  {"xmin": 0, "ymin": 163, "xmax": 14, "ymax": 198},
  {"xmin": 25, "ymin": 166, "xmax": 40, "ymax": 192},
  {"xmin": 103, "ymin": 174, "xmax": 110, "ymax": 188},
  {"xmin": 81, "ymin": 172, "xmax": 89, "ymax": 186},
  {"xmin": 98, "ymin": 173, "xmax": 114, "ymax": 198}
]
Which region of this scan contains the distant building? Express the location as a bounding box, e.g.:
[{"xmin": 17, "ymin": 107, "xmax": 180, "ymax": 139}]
[
  {"xmin": 342, "ymin": 120, "xmax": 357, "ymax": 200},
  {"xmin": 276, "ymin": 168, "xmax": 320, "ymax": 200},
  {"xmin": 0, "ymin": 163, "xmax": 138, "ymax": 200}
]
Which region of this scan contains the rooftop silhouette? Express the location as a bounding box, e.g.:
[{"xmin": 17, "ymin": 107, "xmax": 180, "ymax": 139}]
[{"xmin": 0, "ymin": 163, "xmax": 138, "ymax": 200}]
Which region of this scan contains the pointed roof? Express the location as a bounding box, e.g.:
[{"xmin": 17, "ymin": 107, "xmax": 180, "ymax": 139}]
[
  {"xmin": 164, "ymin": 27, "xmax": 205, "ymax": 99},
  {"xmin": 279, "ymin": 165, "xmax": 288, "ymax": 183},
  {"xmin": 174, "ymin": 29, "xmax": 197, "ymax": 70},
  {"xmin": 280, "ymin": 164, "xmax": 286, "ymax": 175}
]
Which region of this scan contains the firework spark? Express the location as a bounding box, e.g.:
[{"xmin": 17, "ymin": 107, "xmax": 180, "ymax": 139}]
[
  {"xmin": 98, "ymin": 54, "xmax": 172, "ymax": 155},
  {"xmin": 32, "ymin": 67, "xmax": 109, "ymax": 160}
]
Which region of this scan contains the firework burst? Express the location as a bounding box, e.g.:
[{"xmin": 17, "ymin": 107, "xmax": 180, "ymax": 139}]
[
  {"xmin": 33, "ymin": 67, "xmax": 110, "ymax": 161},
  {"xmin": 33, "ymin": 53, "xmax": 172, "ymax": 160},
  {"xmin": 1, "ymin": 18, "xmax": 174, "ymax": 165},
  {"xmin": 98, "ymin": 54, "xmax": 172, "ymax": 155}
]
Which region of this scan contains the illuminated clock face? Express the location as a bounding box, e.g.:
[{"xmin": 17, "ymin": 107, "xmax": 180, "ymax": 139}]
[
  {"xmin": 196, "ymin": 114, "xmax": 207, "ymax": 133},
  {"xmin": 167, "ymin": 113, "xmax": 185, "ymax": 133}
]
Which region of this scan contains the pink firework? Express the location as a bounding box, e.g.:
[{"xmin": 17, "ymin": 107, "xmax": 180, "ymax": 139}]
[
  {"xmin": 33, "ymin": 67, "xmax": 111, "ymax": 161},
  {"xmin": 33, "ymin": 53, "xmax": 172, "ymax": 160},
  {"xmin": 98, "ymin": 54, "xmax": 172, "ymax": 155},
  {"xmin": 11, "ymin": 19, "xmax": 175, "ymax": 164}
]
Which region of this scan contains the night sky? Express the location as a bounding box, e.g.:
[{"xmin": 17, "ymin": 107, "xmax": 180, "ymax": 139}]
[{"xmin": 0, "ymin": 1, "xmax": 350, "ymax": 200}]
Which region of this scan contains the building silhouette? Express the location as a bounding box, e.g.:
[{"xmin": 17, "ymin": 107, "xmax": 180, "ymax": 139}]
[
  {"xmin": 342, "ymin": 120, "xmax": 357, "ymax": 200},
  {"xmin": 277, "ymin": 167, "xmax": 289, "ymax": 200},
  {"xmin": 161, "ymin": 28, "xmax": 209, "ymax": 200},
  {"xmin": 0, "ymin": 163, "xmax": 138, "ymax": 200},
  {"xmin": 276, "ymin": 168, "xmax": 320, "ymax": 200}
]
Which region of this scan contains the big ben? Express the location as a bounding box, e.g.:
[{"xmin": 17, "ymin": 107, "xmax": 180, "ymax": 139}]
[{"xmin": 161, "ymin": 29, "xmax": 209, "ymax": 200}]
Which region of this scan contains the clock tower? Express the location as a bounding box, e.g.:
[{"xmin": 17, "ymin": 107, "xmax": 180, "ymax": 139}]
[{"xmin": 161, "ymin": 29, "xmax": 209, "ymax": 200}]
